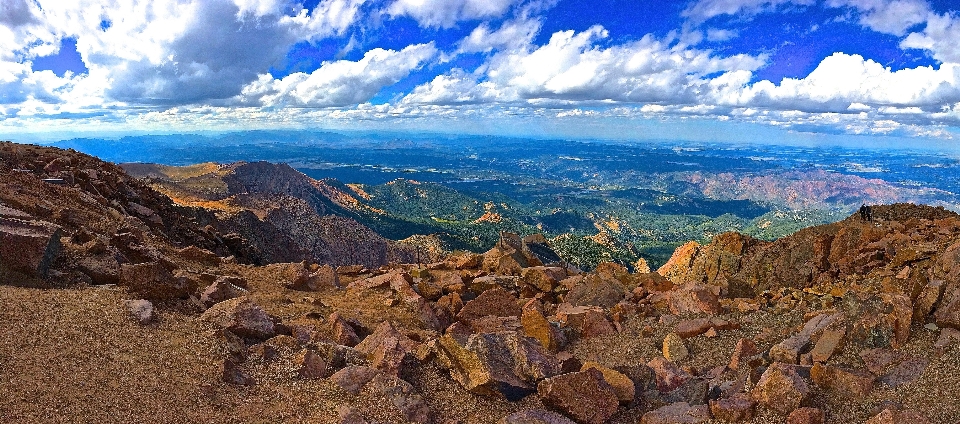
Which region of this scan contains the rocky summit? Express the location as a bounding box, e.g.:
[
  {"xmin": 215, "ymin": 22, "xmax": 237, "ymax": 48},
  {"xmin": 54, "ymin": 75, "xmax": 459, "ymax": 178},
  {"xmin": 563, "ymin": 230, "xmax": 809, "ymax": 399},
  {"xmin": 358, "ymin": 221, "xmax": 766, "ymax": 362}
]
[{"xmin": 1, "ymin": 142, "xmax": 959, "ymax": 423}]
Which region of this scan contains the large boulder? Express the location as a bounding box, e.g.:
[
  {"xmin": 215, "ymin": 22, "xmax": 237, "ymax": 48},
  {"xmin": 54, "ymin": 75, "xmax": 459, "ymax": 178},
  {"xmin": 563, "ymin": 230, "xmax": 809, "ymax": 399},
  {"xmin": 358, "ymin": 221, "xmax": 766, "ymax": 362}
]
[
  {"xmin": 458, "ymin": 287, "xmax": 522, "ymax": 323},
  {"xmin": 120, "ymin": 262, "xmax": 197, "ymax": 300},
  {"xmin": 751, "ymin": 363, "xmax": 810, "ymax": 415},
  {"xmin": 537, "ymin": 368, "xmax": 619, "ymax": 424},
  {"xmin": 436, "ymin": 331, "xmax": 559, "ymax": 401},
  {"xmin": 0, "ymin": 217, "xmax": 62, "ymax": 284},
  {"xmin": 564, "ymin": 275, "xmax": 626, "ymax": 308}
]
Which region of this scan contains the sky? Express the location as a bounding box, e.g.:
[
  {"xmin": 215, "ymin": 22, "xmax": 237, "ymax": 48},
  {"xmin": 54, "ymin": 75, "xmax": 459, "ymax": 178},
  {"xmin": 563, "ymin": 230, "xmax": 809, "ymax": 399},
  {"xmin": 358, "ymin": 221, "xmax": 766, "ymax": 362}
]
[{"xmin": 2, "ymin": 0, "xmax": 960, "ymax": 145}]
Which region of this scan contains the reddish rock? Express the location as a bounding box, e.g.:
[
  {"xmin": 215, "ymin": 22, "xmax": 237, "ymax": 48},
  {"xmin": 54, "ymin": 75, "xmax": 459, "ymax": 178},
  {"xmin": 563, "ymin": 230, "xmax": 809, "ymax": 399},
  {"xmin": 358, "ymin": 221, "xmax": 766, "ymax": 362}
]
[
  {"xmin": 330, "ymin": 365, "xmax": 381, "ymax": 395},
  {"xmin": 295, "ymin": 349, "xmax": 331, "ymax": 379},
  {"xmin": 810, "ymin": 363, "xmax": 875, "ymax": 398},
  {"xmin": 640, "ymin": 402, "xmax": 711, "ymax": 424},
  {"xmin": 647, "ymin": 356, "xmax": 692, "ymax": 393},
  {"xmin": 751, "ymin": 363, "xmax": 810, "ymax": 415},
  {"xmin": 228, "ymin": 300, "xmax": 282, "ymax": 341},
  {"xmin": 581, "ymin": 362, "xmax": 635, "ymax": 404},
  {"xmin": 367, "ymin": 372, "xmax": 431, "ymax": 424},
  {"xmin": 668, "ymin": 283, "xmax": 721, "ymax": 315},
  {"xmin": 579, "ymin": 309, "xmax": 616, "ymax": 338},
  {"xmin": 522, "ymin": 307, "xmax": 564, "ymax": 352},
  {"xmin": 458, "ymin": 287, "xmax": 522, "ymax": 323},
  {"xmin": 199, "ymin": 276, "xmax": 248, "ymax": 309},
  {"xmin": 121, "ymin": 261, "xmax": 196, "ymax": 301},
  {"xmin": 675, "ymin": 318, "xmax": 714, "ymax": 338},
  {"xmin": 537, "ymin": 368, "xmax": 619, "ymax": 424},
  {"xmin": 808, "ymin": 328, "xmax": 845, "ymax": 363},
  {"xmin": 337, "ymin": 405, "xmax": 368, "ymax": 424},
  {"xmin": 0, "ymin": 217, "xmax": 62, "ymax": 281},
  {"xmin": 222, "ymin": 356, "xmax": 254, "ymax": 386},
  {"xmin": 355, "ymin": 321, "xmax": 417, "ymax": 376},
  {"xmin": 935, "ymin": 287, "xmax": 960, "ymax": 329},
  {"xmin": 865, "ymin": 407, "xmax": 930, "ymax": 424},
  {"xmin": 728, "ymin": 338, "xmax": 758, "ymax": 370},
  {"xmin": 709, "ymin": 394, "xmax": 756, "ymax": 422},
  {"xmin": 499, "ymin": 409, "xmax": 576, "ymax": 424},
  {"xmin": 878, "ymin": 357, "xmax": 928, "ymax": 388},
  {"xmin": 769, "ymin": 334, "xmax": 809, "ymax": 364},
  {"xmin": 787, "ymin": 407, "xmax": 825, "ymax": 424},
  {"xmin": 859, "ymin": 348, "xmax": 911, "ymax": 375},
  {"xmin": 521, "ymin": 266, "xmax": 566, "ymax": 293},
  {"xmin": 882, "ymin": 294, "xmax": 913, "ymax": 348},
  {"xmin": 436, "ymin": 331, "xmax": 559, "ymax": 401},
  {"xmin": 329, "ymin": 312, "xmax": 361, "ymax": 347},
  {"xmin": 124, "ymin": 299, "xmax": 154, "ymax": 325},
  {"xmin": 663, "ymin": 332, "xmax": 689, "ymax": 362},
  {"xmin": 934, "ymin": 327, "xmax": 960, "ymax": 348},
  {"xmin": 564, "ymin": 275, "xmax": 627, "ymax": 308}
]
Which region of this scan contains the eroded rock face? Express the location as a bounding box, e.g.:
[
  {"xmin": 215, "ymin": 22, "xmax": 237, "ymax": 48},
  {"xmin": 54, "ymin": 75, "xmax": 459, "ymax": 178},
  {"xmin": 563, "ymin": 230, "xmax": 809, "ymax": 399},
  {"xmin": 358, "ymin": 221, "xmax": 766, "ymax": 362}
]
[{"xmin": 537, "ymin": 368, "xmax": 619, "ymax": 424}]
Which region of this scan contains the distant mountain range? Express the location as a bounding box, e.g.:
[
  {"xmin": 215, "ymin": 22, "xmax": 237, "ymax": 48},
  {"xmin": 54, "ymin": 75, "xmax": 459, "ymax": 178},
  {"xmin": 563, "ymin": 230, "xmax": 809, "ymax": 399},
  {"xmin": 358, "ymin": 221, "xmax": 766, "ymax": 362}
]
[{"xmin": 57, "ymin": 131, "xmax": 960, "ymax": 269}]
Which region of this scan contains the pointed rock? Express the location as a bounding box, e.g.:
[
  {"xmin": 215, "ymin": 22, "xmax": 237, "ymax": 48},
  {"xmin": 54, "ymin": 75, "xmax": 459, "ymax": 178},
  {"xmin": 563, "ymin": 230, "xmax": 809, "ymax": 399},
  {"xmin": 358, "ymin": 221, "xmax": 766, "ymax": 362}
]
[{"xmin": 751, "ymin": 363, "xmax": 810, "ymax": 415}]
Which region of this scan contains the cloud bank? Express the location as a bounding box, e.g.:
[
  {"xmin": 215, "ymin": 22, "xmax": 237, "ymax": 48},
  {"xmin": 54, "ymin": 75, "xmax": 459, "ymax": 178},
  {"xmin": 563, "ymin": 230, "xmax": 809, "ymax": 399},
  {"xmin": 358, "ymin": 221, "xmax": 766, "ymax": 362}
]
[{"xmin": 1, "ymin": 0, "xmax": 959, "ymax": 142}]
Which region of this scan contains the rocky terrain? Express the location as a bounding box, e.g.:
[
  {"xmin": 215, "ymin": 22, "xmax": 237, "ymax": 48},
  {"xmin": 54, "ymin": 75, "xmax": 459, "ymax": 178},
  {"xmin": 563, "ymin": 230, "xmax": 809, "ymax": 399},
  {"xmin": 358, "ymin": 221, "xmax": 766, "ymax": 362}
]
[{"xmin": 2, "ymin": 141, "xmax": 960, "ymax": 423}]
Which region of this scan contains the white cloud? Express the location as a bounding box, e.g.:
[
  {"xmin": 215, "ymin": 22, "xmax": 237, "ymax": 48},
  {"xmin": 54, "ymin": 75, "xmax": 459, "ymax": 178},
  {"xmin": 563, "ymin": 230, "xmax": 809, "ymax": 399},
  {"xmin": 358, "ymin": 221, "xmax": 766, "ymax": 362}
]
[
  {"xmin": 386, "ymin": 0, "xmax": 523, "ymax": 29},
  {"xmin": 0, "ymin": 0, "xmax": 367, "ymax": 108},
  {"xmin": 682, "ymin": 0, "xmax": 816, "ymax": 23},
  {"xmin": 237, "ymin": 43, "xmax": 437, "ymax": 107},
  {"xmin": 706, "ymin": 28, "xmax": 738, "ymax": 42},
  {"xmin": 405, "ymin": 26, "xmax": 766, "ymax": 105},
  {"xmin": 826, "ymin": 0, "xmax": 930, "ymax": 36},
  {"xmin": 736, "ymin": 53, "xmax": 960, "ymax": 111},
  {"xmin": 458, "ymin": 18, "xmax": 541, "ymax": 53}
]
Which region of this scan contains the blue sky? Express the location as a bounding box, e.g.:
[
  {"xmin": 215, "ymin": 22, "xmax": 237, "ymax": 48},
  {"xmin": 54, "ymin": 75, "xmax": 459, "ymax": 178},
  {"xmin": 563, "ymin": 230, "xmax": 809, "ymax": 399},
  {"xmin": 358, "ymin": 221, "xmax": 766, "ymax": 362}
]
[{"xmin": 2, "ymin": 0, "xmax": 960, "ymax": 145}]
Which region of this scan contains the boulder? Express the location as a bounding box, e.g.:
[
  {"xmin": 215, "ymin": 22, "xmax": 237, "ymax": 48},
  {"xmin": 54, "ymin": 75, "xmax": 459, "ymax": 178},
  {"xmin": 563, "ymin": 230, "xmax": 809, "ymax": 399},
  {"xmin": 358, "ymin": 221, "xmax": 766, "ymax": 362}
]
[
  {"xmin": 865, "ymin": 407, "xmax": 930, "ymax": 424},
  {"xmin": 564, "ymin": 275, "xmax": 626, "ymax": 308},
  {"xmin": 728, "ymin": 338, "xmax": 758, "ymax": 370},
  {"xmin": 555, "ymin": 303, "xmax": 615, "ymax": 338},
  {"xmin": 810, "ymin": 363, "xmax": 875, "ymax": 398},
  {"xmin": 537, "ymin": 369, "xmax": 619, "ymax": 424},
  {"xmin": 581, "ymin": 362, "xmax": 635, "ymax": 404},
  {"xmin": 640, "ymin": 402, "xmax": 711, "ymax": 424},
  {"xmin": 330, "ymin": 365, "xmax": 381, "ymax": 395},
  {"xmin": 458, "ymin": 287, "xmax": 522, "ymax": 323},
  {"xmin": 120, "ymin": 261, "xmax": 196, "ymax": 301},
  {"xmin": 522, "ymin": 307, "xmax": 564, "ymax": 352},
  {"xmin": 367, "ymin": 372, "xmax": 431, "ymax": 424},
  {"xmin": 222, "ymin": 356, "xmax": 254, "ymax": 386},
  {"xmin": 329, "ymin": 312, "xmax": 361, "ymax": 347},
  {"xmin": 751, "ymin": 363, "xmax": 810, "ymax": 415},
  {"xmin": 663, "ymin": 332, "xmax": 689, "ymax": 362},
  {"xmin": 201, "ymin": 298, "xmax": 283, "ymax": 342},
  {"xmin": 668, "ymin": 283, "xmax": 721, "ymax": 315},
  {"xmin": 521, "ymin": 266, "xmax": 566, "ymax": 293},
  {"xmin": 787, "ymin": 407, "xmax": 825, "ymax": 424},
  {"xmin": 436, "ymin": 331, "xmax": 559, "ymax": 401},
  {"xmin": 355, "ymin": 321, "xmax": 418, "ymax": 375},
  {"xmin": 199, "ymin": 276, "xmax": 248, "ymax": 309},
  {"xmin": 708, "ymin": 394, "xmax": 756, "ymax": 422},
  {"xmin": 0, "ymin": 217, "xmax": 62, "ymax": 283},
  {"xmin": 647, "ymin": 356, "xmax": 692, "ymax": 393}
]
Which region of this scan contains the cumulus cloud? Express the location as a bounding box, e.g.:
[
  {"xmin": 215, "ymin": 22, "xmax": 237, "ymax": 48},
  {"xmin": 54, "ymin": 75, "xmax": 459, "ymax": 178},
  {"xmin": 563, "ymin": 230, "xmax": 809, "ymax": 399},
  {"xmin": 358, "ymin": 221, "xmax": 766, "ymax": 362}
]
[
  {"xmin": 237, "ymin": 43, "xmax": 436, "ymax": 107},
  {"xmin": 404, "ymin": 25, "xmax": 766, "ymax": 105},
  {"xmin": 826, "ymin": 0, "xmax": 930, "ymax": 36},
  {"xmin": 0, "ymin": 0, "xmax": 368, "ymax": 108},
  {"xmin": 385, "ymin": 0, "xmax": 523, "ymax": 28},
  {"xmin": 736, "ymin": 53, "xmax": 960, "ymax": 111}
]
